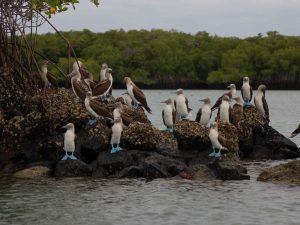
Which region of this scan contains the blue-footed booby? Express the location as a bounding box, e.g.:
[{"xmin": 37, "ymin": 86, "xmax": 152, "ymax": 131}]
[
  {"xmin": 122, "ymin": 92, "xmax": 134, "ymax": 107},
  {"xmin": 218, "ymin": 95, "xmax": 231, "ymax": 123},
  {"xmin": 62, "ymin": 123, "xmax": 77, "ymax": 160},
  {"xmin": 195, "ymin": 97, "xmax": 212, "ymax": 126},
  {"xmin": 254, "ymin": 84, "xmax": 269, "ymax": 122},
  {"xmin": 124, "ymin": 77, "xmax": 152, "ymax": 113},
  {"xmin": 290, "ymin": 124, "xmax": 300, "ymax": 138},
  {"xmin": 92, "ymin": 68, "xmax": 113, "ymax": 101},
  {"xmin": 208, "ymin": 122, "xmax": 228, "ymax": 158},
  {"xmin": 39, "ymin": 60, "xmax": 57, "ymax": 91},
  {"xmin": 100, "ymin": 63, "xmax": 108, "ymax": 82},
  {"xmin": 113, "ymin": 102, "xmax": 132, "ymax": 126},
  {"xmin": 231, "ymin": 96, "xmax": 243, "ymax": 126},
  {"xmin": 211, "ymin": 84, "xmax": 236, "ymax": 111},
  {"xmin": 161, "ymin": 98, "xmax": 176, "ymax": 132},
  {"xmin": 110, "ymin": 117, "xmax": 124, "ymax": 153},
  {"xmin": 84, "ymin": 92, "xmax": 113, "ymax": 125},
  {"xmin": 69, "ymin": 70, "xmax": 91, "ymax": 101},
  {"xmin": 241, "ymin": 77, "xmax": 253, "ymax": 107},
  {"xmin": 172, "ymin": 88, "xmax": 190, "ymax": 121}
]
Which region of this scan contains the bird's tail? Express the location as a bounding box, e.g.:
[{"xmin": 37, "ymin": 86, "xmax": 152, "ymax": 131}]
[{"xmin": 144, "ymin": 105, "xmax": 152, "ymax": 114}]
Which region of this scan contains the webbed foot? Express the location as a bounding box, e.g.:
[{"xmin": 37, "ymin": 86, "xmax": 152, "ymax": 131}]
[
  {"xmin": 88, "ymin": 118, "xmax": 97, "ymax": 125},
  {"xmin": 111, "ymin": 145, "xmax": 118, "ymax": 154},
  {"xmin": 61, "ymin": 152, "xmax": 69, "ymax": 161},
  {"xmin": 117, "ymin": 145, "xmax": 123, "ymax": 152},
  {"xmin": 208, "ymin": 149, "xmax": 216, "ymax": 157},
  {"xmin": 215, "ymin": 149, "xmax": 222, "ymax": 158},
  {"xmin": 69, "ymin": 153, "xmax": 77, "ymax": 160}
]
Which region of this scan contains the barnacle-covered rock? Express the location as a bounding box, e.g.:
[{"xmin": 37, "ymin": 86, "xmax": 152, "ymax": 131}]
[
  {"xmin": 122, "ymin": 122, "xmax": 178, "ymax": 152},
  {"xmin": 257, "ymin": 160, "xmax": 300, "ymax": 185},
  {"xmin": 173, "ymin": 120, "xmax": 210, "ymax": 151},
  {"xmin": 55, "ymin": 160, "xmax": 92, "ymax": 177}
]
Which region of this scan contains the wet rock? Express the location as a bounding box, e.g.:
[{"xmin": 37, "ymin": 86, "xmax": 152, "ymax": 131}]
[
  {"xmin": 257, "ymin": 160, "xmax": 300, "ymax": 185},
  {"xmin": 118, "ymin": 165, "xmax": 144, "ymax": 178},
  {"xmin": 207, "ymin": 160, "xmax": 250, "ymax": 180},
  {"xmin": 55, "ymin": 160, "xmax": 92, "ymax": 177},
  {"xmin": 173, "ymin": 120, "xmax": 210, "ymax": 151},
  {"xmin": 190, "ymin": 164, "xmax": 216, "ymax": 180},
  {"xmin": 14, "ymin": 166, "xmax": 51, "ymax": 178}
]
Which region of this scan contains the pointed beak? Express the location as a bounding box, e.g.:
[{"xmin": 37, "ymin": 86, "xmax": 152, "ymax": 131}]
[
  {"xmin": 121, "ymin": 92, "xmax": 127, "ymax": 95},
  {"xmin": 199, "ymin": 99, "xmax": 205, "ymax": 102},
  {"xmin": 62, "ymin": 125, "xmax": 67, "ymax": 129},
  {"xmin": 227, "ymin": 85, "xmax": 231, "ymax": 88},
  {"xmin": 160, "ymin": 100, "xmax": 167, "ymax": 103}
]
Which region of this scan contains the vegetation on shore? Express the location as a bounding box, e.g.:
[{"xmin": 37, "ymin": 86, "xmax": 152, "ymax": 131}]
[{"xmin": 35, "ymin": 29, "xmax": 300, "ymax": 88}]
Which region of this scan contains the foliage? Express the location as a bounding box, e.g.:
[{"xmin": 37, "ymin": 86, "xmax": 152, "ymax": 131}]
[{"xmin": 34, "ymin": 29, "xmax": 300, "ymax": 85}]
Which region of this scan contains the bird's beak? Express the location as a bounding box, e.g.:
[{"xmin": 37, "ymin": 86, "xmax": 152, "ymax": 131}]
[
  {"xmin": 62, "ymin": 125, "xmax": 67, "ymax": 129},
  {"xmin": 227, "ymin": 85, "xmax": 231, "ymax": 88},
  {"xmin": 121, "ymin": 92, "xmax": 127, "ymax": 95},
  {"xmin": 199, "ymin": 99, "xmax": 205, "ymax": 102},
  {"xmin": 160, "ymin": 100, "xmax": 167, "ymax": 103}
]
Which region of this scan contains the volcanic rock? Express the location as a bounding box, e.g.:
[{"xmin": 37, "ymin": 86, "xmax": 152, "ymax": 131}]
[{"xmin": 55, "ymin": 160, "xmax": 92, "ymax": 177}]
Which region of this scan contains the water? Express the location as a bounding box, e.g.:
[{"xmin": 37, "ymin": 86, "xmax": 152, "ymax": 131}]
[{"xmin": 0, "ymin": 90, "xmax": 300, "ymax": 225}]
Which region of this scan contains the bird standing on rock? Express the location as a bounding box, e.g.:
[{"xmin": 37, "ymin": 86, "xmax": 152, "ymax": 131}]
[
  {"xmin": 92, "ymin": 68, "xmax": 113, "ymax": 101},
  {"xmin": 195, "ymin": 97, "xmax": 212, "ymax": 126},
  {"xmin": 254, "ymin": 84, "xmax": 269, "ymax": 122},
  {"xmin": 113, "ymin": 102, "xmax": 132, "ymax": 126},
  {"xmin": 172, "ymin": 88, "xmax": 190, "ymax": 121},
  {"xmin": 124, "ymin": 77, "xmax": 152, "ymax": 113},
  {"xmin": 100, "ymin": 63, "xmax": 108, "ymax": 82},
  {"xmin": 241, "ymin": 77, "xmax": 253, "ymax": 107},
  {"xmin": 218, "ymin": 95, "xmax": 231, "ymax": 123},
  {"xmin": 208, "ymin": 122, "xmax": 227, "ymax": 158},
  {"xmin": 62, "ymin": 123, "xmax": 77, "ymax": 160},
  {"xmin": 69, "ymin": 70, "xmax": 91, "ymax": 102},
  {"xmin": 110, "ymin": 117, "xmax": 124, "ymax": 153},
  {"xmin": 39, "ymin": 60, "xmax": 57, "ymax": 92},
  {"xmin": 161, "ymin": 98, "xmax": 176, "ymax": 132},
  {"xmin": 211, "ymin": 84, "xmax": 236, "ymax": 111},
  {"xmin": 122, "ymin": 91, "xmax": 134, "ymax": 107},
  {"xmin": 84, "ymin": 92, "xmax": 113, "ymax": 125}
]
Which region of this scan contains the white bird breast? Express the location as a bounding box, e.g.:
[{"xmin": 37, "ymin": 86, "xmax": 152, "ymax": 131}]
[
  {"xmin": 220, "ymin": 102, "xmax": 229, "ymax": 123},
  {"xmin": 209, "ymin": 129, "xmax": 222, "ymax": 149},
  {"xmin": 64, "ymin": 130, "xmax": 75, "ymax": 152},
  {"xmin": 127, "ymin": 84, "xmax": 138, "ymax": 103},
  {"xmin": 242, "ymin": 83, "xmax": 251, "ymax": 100},
  {"xmin": 176, "ymin": 95, "xmax": 188, "ymax": 116},
  {"xmin": 163, "ymin": 105, "xmax": 173, "ymax": 127},
  {"xmin": 111, "ymin": 123, "xmax": 123, "ymax": 144},
  {"xmin": 84, "ymin": 98, "xmax": 99, "ymax": 118},
  {"xmin": 254, "ymin": 93, "xmax": 265, "ymax": 115},
  {"xmin": 200, "ymin": 105, "xmax": 211, "ymax": 125}
]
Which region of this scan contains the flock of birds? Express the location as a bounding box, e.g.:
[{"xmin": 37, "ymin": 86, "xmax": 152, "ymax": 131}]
[{"xmin": 39, "ymin": 60, "xmax": 299, "ymax": 160}]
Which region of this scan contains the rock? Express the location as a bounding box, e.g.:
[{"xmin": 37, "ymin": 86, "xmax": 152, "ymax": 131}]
[
  {"xmin": 14, "ymin": 166, "xmax": 51, "ymax": 178},
  {"xmin": 122, "ymin": 122, "xmax": 178, "ymax": 152},
  {"xmin": 190, "ymin": 164, "xmax": 216, "ymax": 180},
  {"xmin": 55, "ymin": 160, "xmax": 92, "ymax": 177},
  {"xmin": 173, "ymin": 120, "xmax": 210, "ymax": 151},
  {"xmin": 118, "ymin": 165, "xmax": 144, "ymax": 178},
  {"xmin": 257, "ymin": 160, "xmax": 300, "ymax": 185},
  {"xmin": 207, "ymin": 160, "xmax": 250, "ymax": 180},
  {"xmin": 121, "ymin": 107, "xmax": 150, "ymax": 124}
]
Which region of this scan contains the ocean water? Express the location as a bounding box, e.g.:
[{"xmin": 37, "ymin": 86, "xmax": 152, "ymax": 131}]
[{"xmin": 0, "ymin": 90, "xmax": 299, "ymax": 225}]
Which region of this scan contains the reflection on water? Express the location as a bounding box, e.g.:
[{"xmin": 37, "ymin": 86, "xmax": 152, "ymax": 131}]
[{"xmin": 0, "ymin": 90, "xmax": 300, "ymax": 225}]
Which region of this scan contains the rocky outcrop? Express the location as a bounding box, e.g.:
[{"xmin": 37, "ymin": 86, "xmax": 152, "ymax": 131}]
[
  {"xmin": 257, "ymin": 160, "xmax": 300, "ymax": 185},
  {"xmin": 55, "ymin": 160, "xmax": 92, "ymax": 177},
  {"xmin": 14, "ymin": 166, "xmax": 51, "ymax": 178}
]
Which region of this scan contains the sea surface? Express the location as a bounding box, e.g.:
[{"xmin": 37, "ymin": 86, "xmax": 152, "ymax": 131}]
[{"xmin": 0, "ymin": 90, "xmax": 300, "ymax": 225}]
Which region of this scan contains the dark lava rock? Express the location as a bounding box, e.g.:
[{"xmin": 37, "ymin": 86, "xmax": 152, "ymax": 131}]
[
  {"xmin": 173, "ymin": 120, "xmax": 210, "ymax": 151},
  {"xmin": 55, "ymin": 160, "xmax": 92, "ymax": 177},
  {"xmin": 207, "ymin": 160, "xmax": 250, "ymax": 180},
  {"xmin": 238, "ymin": 106, "xmax": 300, "ymax": 160},
  {"xmin": 257, "ymin": 160, "xmax": 300, "ymax": 185}
]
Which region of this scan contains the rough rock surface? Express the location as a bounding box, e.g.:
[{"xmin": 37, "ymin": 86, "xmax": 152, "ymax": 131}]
[
  {"xmin": 14, "ymin": 166, "xmax": 51, "ymax": 178},
  {"xmin": 55, "ymin": 160, "xmax": 92, "ymax": 177},
  {"xmin": 257, "ymin": 160, "xmax": 300, "ymax": 185}
]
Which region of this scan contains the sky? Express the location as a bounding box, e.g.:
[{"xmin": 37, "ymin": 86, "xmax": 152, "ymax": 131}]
[{"xmin": 39, "ymin": 0, "xmax": 300, "ymax": 37}]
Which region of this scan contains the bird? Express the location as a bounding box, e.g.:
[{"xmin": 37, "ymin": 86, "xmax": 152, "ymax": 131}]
[
  {"xmin": 61, "ymin": 123, "xmax": 77, "ymax": 160},
  {"xmin": 84, "ymin": 92, "xmax": 113, "ymax": 125},
  {"xmin": 241, "ymin": 76, "xmax": 253, "ymax": 107},
  {"xmin": 173, "ymin": 88, "xmax": 190, "ymax": 121},
  {"xmin": 290, "ymin": 124, "xmax": 300, "ymax": 138},
  {"xmin": 110, "ymin": 117, "xmax": 124, "ymax": 153},
  {"xmin": 122, "ymin": 91, "xmax": 134, "ymax": 107},
  {"xmin": 83, "ymin": 71, "xmax": 96, "ymax": 90},
  {"xmin": 208, "ymin": 122, "xmax": 228, "ymax": 158},
  {"xmin": 39, "ymin": 60, "xmax": 57, "ymax": 91},
  {"xmin": 113, "ymin": 102, "xmax": 132, "ymax": 126},
  {"xmin": 124, "ymin": 77, "xmax": 152, "ymax": 113},
  {"xmin": 69, "ymin": 70, "xmax": 91, "ymax": 102},
  {"xmin": 218, "ymin": 95, "xmax": 231, "ymax": 123},
  {"xmin": 211, "ymin": 84, "xmax": 235, "ymax": 111},
  {"xmin": 230, "ymin": 96, "xmax": 244, "ymax": 126},
  {"xmin": 254, "ymin": 84, "xmax": 269, "ymax": 122},
  {"xmin": 100, "ymin": 63, "xmax": 108, "ymax": 82},
  {"xmin": 161, "ymin": 98, "xmax": 176, "ymax": 132},
  {"xmin": 195, "ymin": 97, "xmax": 212, "ymax": 126},
  {"xmin": 92, "ymin": 68, "xmax": 113, "ymax": 101}
]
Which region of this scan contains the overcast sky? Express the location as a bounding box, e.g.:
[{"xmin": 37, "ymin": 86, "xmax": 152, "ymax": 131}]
[{"xmin": 39, "ymin": 0, "xmax": 300, "ymax": 37}]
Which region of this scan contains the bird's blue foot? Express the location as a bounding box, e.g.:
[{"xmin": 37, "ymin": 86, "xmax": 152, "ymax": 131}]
[
  {"xmin": 243, "ymin": 100, "xmax": 251, "ymax": 107},
  {"xmin": 164, "ymin": 127, "xmax": 173, "ymax": 132},
  {"xmin": 132, "ymin": 103, "xmax": 139, "ymax": 109},
  {"xmin": 209, "ymin": 149, "xmax": 216, "ymax": 157},
  {"xmin": 69, "ymin": 153, "xmax": 77, "ymax": 160},
  {"xmin": 117, "ymin": 145, "xmax": 123, "ymax": 152},
  {"xmin": 88, "ymin": 118, "xmax": 97, "ymax": 125},
  {"xmin": 99, "ymin": 95, "xmax": 108, "ymax": 102},
  {"xmin": 111, "ymin": 145, "xmax": 118, "ymax": 154},
  {"xmin": 61, "ymin": 152, "xmax": 69, "ymax": 161},
  {"xmin": 215, "ymin": 149, "xmax": 222, "ymax": 158}
]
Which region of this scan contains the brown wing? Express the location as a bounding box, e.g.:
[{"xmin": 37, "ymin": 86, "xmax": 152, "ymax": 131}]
[
  {"xmin": 250, "ymin": 85, "xmax": 253, "ymax": 101},
  {"xmin": 120, "ymin": 114, "xmax": 132, "ymax": 127},
  {"xmin": 290, "ymin": 124, "xmax": 300, "ymax": 138},
  {"xmin": 231, "ymin": 104, "xmax": 243, "ymax": 125},
  {"xmin": 218, "ymin": 134, "xmax": 227, "ymax": 148},
  {"xmin": 162, "ymin": 110, "xmax": 166, "ymax": 126},
  {"xmin": 46, "ymin": 72, "xmax": 58, "ymax": 86},
  {"xmin": 262, "ymin": 95, "xmax": 269, "ymax": 122},
  {"xmin": 195, "ymin": 108, "xmax": 202, "ymax": 123},
  {"xmin": 92, "ymin": 79, "xmax": 112, "ymax": 96},
  {"xmin": 174, "ymin": 99, "xmax": 177, "ymax": 110},
  {"xmin": 132, "ymin": 86, "xmax": 151, "ymax": 114},
  {"xmin": 211, "ymin": 95, "xmax": 223, "ymax": 111},
  {"xmin": 172, "ymin": 109, "xmax": 176, "ymax": 124},
  {"xmin": 72, "ymin": 79, "xmax": 89, "ymax": 100},
  {"xmin": 185, "ymin": 97, "xmax": 189, "ymax": 110},
  {"xmin": 89, "ymin": 99, "xmax": 113, "ymax": 119},
  {"xmin": 79, "ymin": 67, "xmax": 90, "ymax": 80}
]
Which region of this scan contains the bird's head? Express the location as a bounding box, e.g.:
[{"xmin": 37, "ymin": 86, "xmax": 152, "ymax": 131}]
[
  {"xmin": 171, "ymin": 88, "xmax": 184, "ymax": 95},
  {"xmin": 258, "ymin": 84, "xmax": 266, "ymax": 94},
  {"xmin": 233, "ymin": 96, "xmax": 243, "ymax": 105},
  {"xmin": 200, "ymin": 97, "xmax": 211, "ymax": 105},
  {"xmin": 86, "ymin": 91, "xmax": 93, "ymax": 99},
  {"xmin": 115, "ymin": 102, "xmax": 123, "ymax": 111},
  {"xmin": 243, "ymin": 77, "xmax": 250, "ymax": 83},
  {"xmin": 210, "ymin": 122, "xmax": 218, "ymax": 130},
  {"xmin": 161, "ymin": 98, "xmax": 172, "ymax": 105},
  {"xmin": 124, "ymin": 77, "xmax": 132, "ymax": 85},
  {"xmin": 62, "ymin": 123, "xmax": 74, "ymax": 130},
  {"xmin": 101, "ymin": 63, "xmax": 108, "ymax": 69},
  {"xmin": 227, "ymin": 83, "xmax": 236, "ymax": 90}
]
